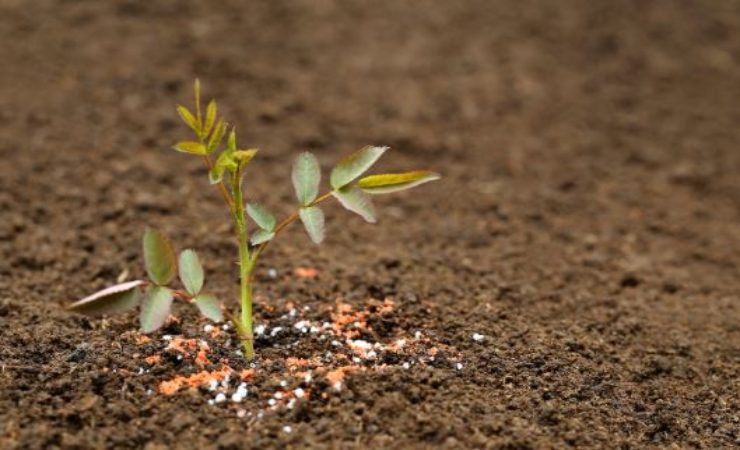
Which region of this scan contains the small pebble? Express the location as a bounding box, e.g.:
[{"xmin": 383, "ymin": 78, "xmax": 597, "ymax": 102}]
[
  {"xmin": 270, "ymin": 327, "xmax": 283, "ymax": 336},
  {"xmin": 204, "ymin": 324, "xmax": 214, "ymax": 333},
  {"xmin": 350, "ymin": 339, "xmax": 372, "ymax": 350},
  {"xmin": 274, "ymin": 392, "xmax": 284, "ymax": 399},
  {"xmin": 254, "ymin": 325, "xmax": 266, "ymax": 335},
  {"xmin": 283, "ymin": 426, "xmax": 292, "ymax": 433},
  {"xmin": 294, "ymin": 388, "xmax": 305, "ymax": 398},
  {"xmin": 222, "ymin": 323, "xmax": 231, "ymax": 331},
  {"xmin": 267, "ymin": 268, "xmax": 278, "ymax": 278},
  {"xmin": 455, "ymin": 362, "xmax": 463, "ymax": 370},
  {"xmin": 236, "ymin": 409, "xmax": 247, "ymax": 418},
  {"xmin": 162, "ymin": 335, "xmax": 173, "ymax": 341},
  {"xmin": 472, "ymin": 333, "xmax": 485, "ymax": 342},
  {"xmin": 215, "ymin": 393, "xmax": 226, "ymax": 403},
  {"xmin": 268, "ymin": 398, "xmax": 277, "ymax": 406},
  {"xmin": 402, "ymin": 362, "xmax": 410, "ymax": 369},
  {"xmin": 280, "ymin": 380, "xmax": 288, "ymax": 387}
]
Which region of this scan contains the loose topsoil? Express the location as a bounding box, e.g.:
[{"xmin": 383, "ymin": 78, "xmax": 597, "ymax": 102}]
[{"xmin": 1, "ymin": 1, "xmax": 739, "ymax": 449}]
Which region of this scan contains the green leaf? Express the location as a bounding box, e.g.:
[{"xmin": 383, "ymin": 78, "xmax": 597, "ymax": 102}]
[
  {"xmin": 193, "ymin": 79, "xmax": 201, "ymax": 111},
  {"xmin": 206, "ymin": 119, "xmax": 226, "ymax": 154},
  {"xmin": 177, "ymin": 105, "xmax": 199, "ymax": 134},
  {"xmin": 68, "ymin": 280, "xmax": 143, "ymax": 316},
  {"xmin": 233, "ymin": 149, "xmax": 258, "ymax": 170},
  {"xmin": 292, "ymin": 152, "xmax": 321, "ymax": 205},
  {"xmin": 204, "ymin": 100, "xmax": 217, "ymax": 136},
  {"xmin": 140, "ymin": 286, "xmax": 174, "ymax": 333},
  {"xmin": 247, "ymin": 203, "xmax": 276, "ymax": 231},
  {"xmin": 358, "ymin": 170, "xmax": 441, "ymax": 194},
  {"xmin": 143, "ymin": 228, "xmax": 177, "ymax": 285},
  {"xmin": 299, "ymin": 206, "xmax": 325, "ymax": 244},
  {"xmin": 172, "ymin": 141, "xmax": 207, "ymax": 155},
  {"xmin": 178, "ymin": 249, "xmax": 204, "ymax": 296},
  {"xmin": 209, "ymin": 149, "xmax": 237, "ymax": 184},
  {"xmin": 227, "ymin": 128, "xmax": 237, "ymax": 152},
  {"xmin": 330, "ymin": 145, "xmax": 388, "ymax": 190},
  {"xmin": 250, "ymin": 229, "xmax": 275, "ymax": 245},
  {"xmin": 194, "ymin": 294, "xmax": 224, "ymax": 322},
  {"xmin": 332, "ymin": 186, "xmax": 376, "ymax": 223}
]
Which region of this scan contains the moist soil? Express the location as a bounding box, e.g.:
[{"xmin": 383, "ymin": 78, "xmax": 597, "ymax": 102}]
[{"xmin": 1, "ymin": 1, "xmax": 739, "ymax": 449}]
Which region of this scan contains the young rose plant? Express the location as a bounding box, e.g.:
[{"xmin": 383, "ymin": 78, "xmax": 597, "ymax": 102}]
[{"xmin": 69, "ymin": 80, "xmax": 440, "ymax": 361}]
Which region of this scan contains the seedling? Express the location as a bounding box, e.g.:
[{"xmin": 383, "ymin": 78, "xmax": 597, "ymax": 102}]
[{"xmin": 69, "ymin": 80, "xmax": 439, "ymax": 360}]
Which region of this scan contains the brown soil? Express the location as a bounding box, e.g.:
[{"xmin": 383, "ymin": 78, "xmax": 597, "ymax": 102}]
[{"xmin": 1, "ymin": 1, "xmax": 739, "ymax": 449}]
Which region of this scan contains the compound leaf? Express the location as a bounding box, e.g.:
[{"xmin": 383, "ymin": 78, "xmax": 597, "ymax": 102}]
[
  {"xmin": 250, "ymin": 229, "xmax": 275, "ymax": 245},
  {"xmin": 358, "ymin": 170, "xmax": 441, "ymax": 194},
  {"xmin": 140, "ymin": 286, "xmax": 174, "ymax": 333},
  {"xmin": 178, "ymin": 249, "xmax": 204, "ymax": 296},
  {"xmin": 332, "ymin": 186, "xmax": 376, "ymax": 223},
  {"xmin": 172, "ymin": 141, "xmax": 207, "ymax": 155},
  {"xmin": 299, "ymin": 206, "xmax": 325, "ymax": 244},
  {"xmin": 247, "ymin": 203, "xmax": 276, "ymax": 231},
  {"xmin": 68, "ymin": 280, "xmax": 143, "ymax": 316},
  {"xmin": 330, "ymin": 145, "xmax": 388, "ymax": 190},
  {"xmin": 292, "ymin": 152, "xmax": 320, "ymax": 206},
  {"xmin": 195, "ymin": 294, "xmax": 223, "ymax": 322},
  {"xmin": 176, "ymin": 105, "xmax": 199, "ymax": 134},
  {"xmin": 143, "ymin": 228, "xmax": 177, "ymax": 285}
]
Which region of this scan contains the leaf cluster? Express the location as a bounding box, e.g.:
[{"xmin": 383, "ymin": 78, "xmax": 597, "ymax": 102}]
[{"xmin": 69, "ymin": 228, "xmax": 223, "ymax": 333}]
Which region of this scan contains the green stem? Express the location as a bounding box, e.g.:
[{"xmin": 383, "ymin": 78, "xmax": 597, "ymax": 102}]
[{"xmin": 231, "ymin": 171, "xmax": 255, "ymax": 360}]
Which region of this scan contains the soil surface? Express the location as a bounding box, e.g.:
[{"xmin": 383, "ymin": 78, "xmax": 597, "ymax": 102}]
[{"xmin": 1, "ymin": 1, "xmax": 739, "ymax": 449}]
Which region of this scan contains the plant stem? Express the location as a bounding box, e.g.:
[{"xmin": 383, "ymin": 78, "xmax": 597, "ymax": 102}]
[
  {"xmin": 249, "ymin": 192, "xmax": 333, "ymax": 267},
  {"xmin": 231, "ymin": 170, "xmax": 255, "ymax": 360}
]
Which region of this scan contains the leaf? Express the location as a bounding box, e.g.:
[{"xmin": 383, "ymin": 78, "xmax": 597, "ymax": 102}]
[
  {"xmin": 358, "ymin": 170, "xmax": 441, "ymax": 194},
  {"xmin": 247, "ymin": 203, "xmax": 276, "ymax": 231},
  {"xmin": 206, "ymin": 119, "xmax": 226, "ymax": 154},
  {"xmin": 330, "ymin": 145, "xmax": 388, "ymax": 190},
  {"xmin": 143, "ymin": 228, "xmax": 177, "ymax": 285},
  {"xmin": 250, "ymin": 229, "xmax": 275, "ymax": 245},
  {"xmin": 178, "ymin": 249, "xmax": 204, "ymax": 296},
  {"xmin": 233, "ymin": 149, "xmax": 258, "ymax": 170},
  {"xmin": 203, "ymin": 100, "xmax": 217, "ymax": 136},
  {"xmin": 194, "ymin": 294, "xmax": 224, "ymax": 322},
  {"xmin": 140, "ymin": 286, "xmax": 174, "ymax": 333},
  {"xmin": 292, "ymin": 152, "xmax": 321, "ymax": 206},
  {"xmin": 209, "ymin": 149, "xmax": 237, "ymax": 184},
  {"xmin": 172, "ymin": 141, "xmax": 207, "ymax": 155},
  {"xmin": 68, "ymin": 280, "xmax": 143, "ymax": 316},
  {"xmin": 176, "ymin": 105, "xmax": 199, "ymax": 134},
  {"xmin": 193, "ymin": 79, "xmax": 201, "ymax": 111},
  {"xmin": 227, "ymin": 128, "xmax": 237, "ymax": 152},
  {"xmin": 299, "ymin": 206, "xmax": 325, "ymax": 244},
  {"xmin": 332, "ymin": 186, "xmax": 376, "ymax": 223}
]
